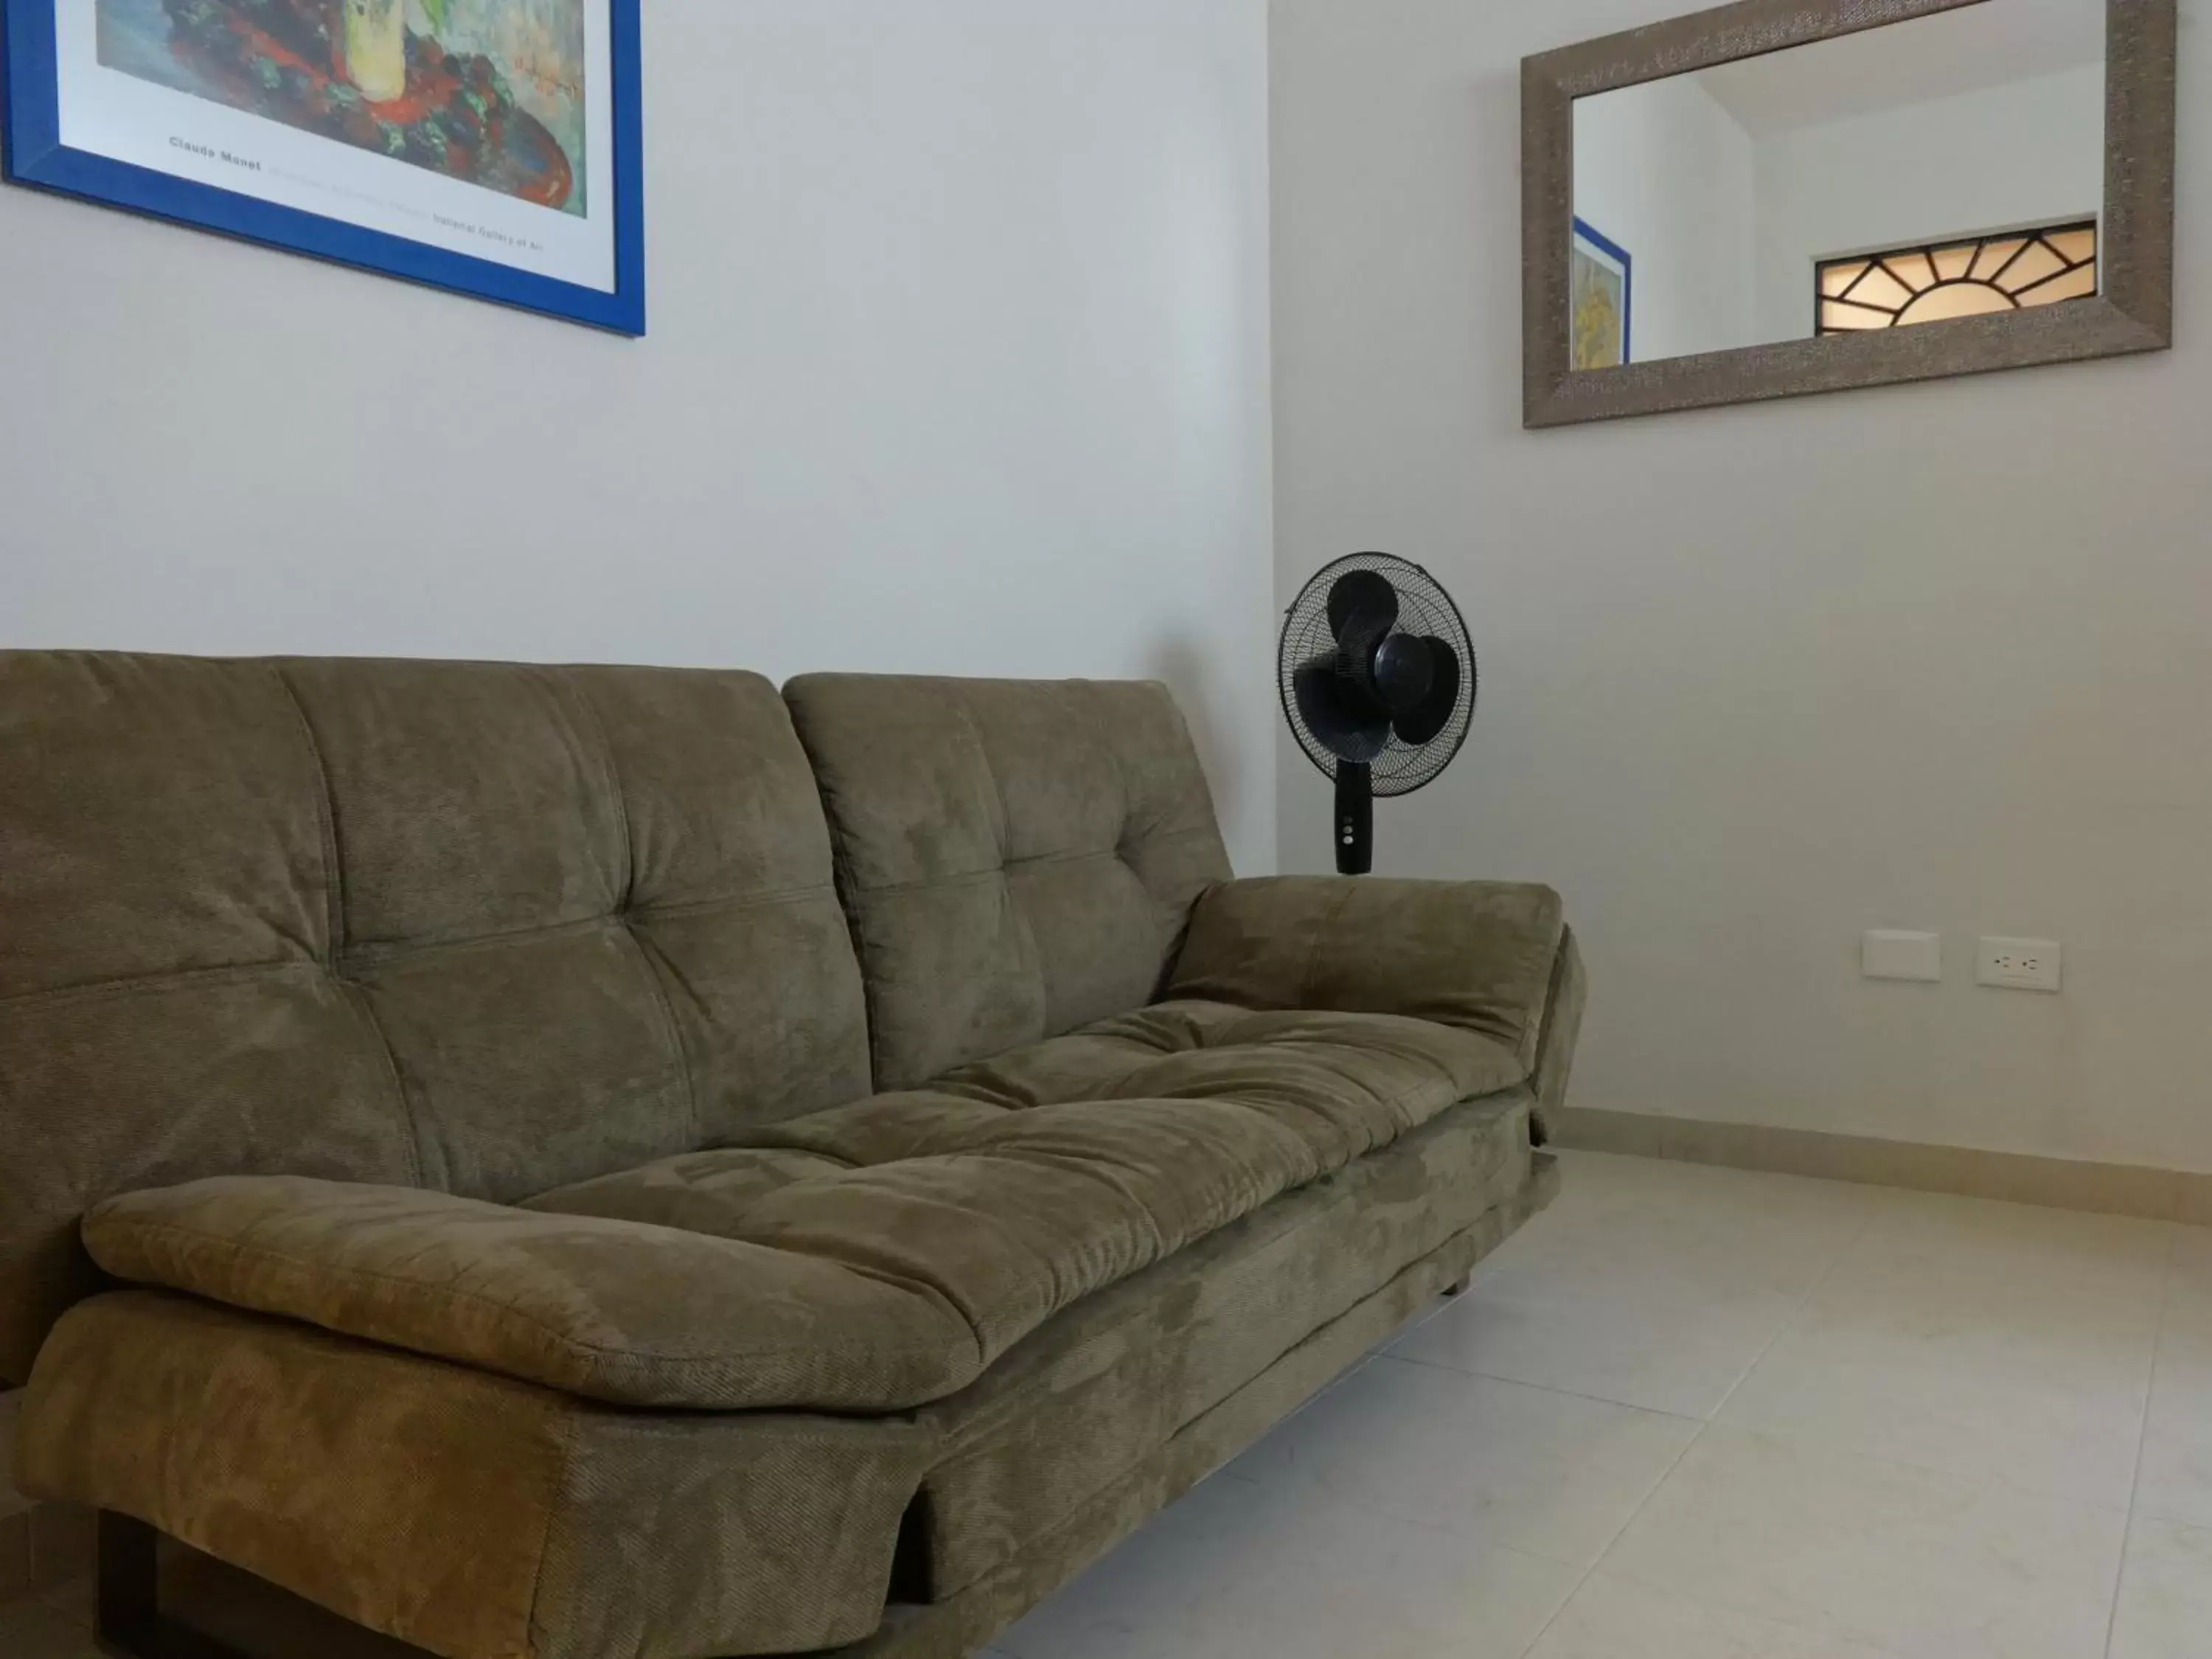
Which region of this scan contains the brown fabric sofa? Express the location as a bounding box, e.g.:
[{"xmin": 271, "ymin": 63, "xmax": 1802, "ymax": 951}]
[{"xmin": 0, "ymin": 653, "xmax": 1583, "ymax": 1659}]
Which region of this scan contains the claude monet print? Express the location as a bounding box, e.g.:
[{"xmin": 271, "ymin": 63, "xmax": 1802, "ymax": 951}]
[{"xmin": 94, "ymin": 0, "xmax": 587, "ymax": 214}]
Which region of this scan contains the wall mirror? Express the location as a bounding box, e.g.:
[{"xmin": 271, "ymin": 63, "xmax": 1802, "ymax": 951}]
[{"xmin": 1523, "ymin": 0, "xmax": 2174, "ymax": 427}]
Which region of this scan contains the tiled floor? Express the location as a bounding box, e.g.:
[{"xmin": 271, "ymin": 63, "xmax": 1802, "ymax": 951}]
[
  {"xmin": 8, "ymin": 1151, "xmax": 2212, "ymax": 1659},
  {"xmin": 993, "ymin": 1151, "xmax": 2212, "ymax": 1659}
]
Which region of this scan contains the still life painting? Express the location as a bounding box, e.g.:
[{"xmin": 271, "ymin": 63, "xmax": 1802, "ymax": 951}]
[
  {"xmin": 95, "ymin": 0, "xmax": 586, "ymax": 214},
  {"xmin": 1570, "ymin": 218, "xmax": 1631, "ymax": 370},
  {"xmin": 2, "ymin": 0, "xmax": 643, "ymax": 332}
]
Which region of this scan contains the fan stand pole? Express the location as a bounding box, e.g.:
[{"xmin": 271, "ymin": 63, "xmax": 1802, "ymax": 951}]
[{"xmin": 1333, "ymin": 762, "xmax": 1374, "ymax": 877}]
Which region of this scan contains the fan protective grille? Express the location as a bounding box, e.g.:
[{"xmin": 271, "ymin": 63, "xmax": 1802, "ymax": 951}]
[{"xmin": 1279, "ymin": 553, "xmax": 1475, "ymax": 799}]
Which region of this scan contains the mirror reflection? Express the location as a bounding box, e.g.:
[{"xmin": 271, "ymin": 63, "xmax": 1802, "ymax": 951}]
[{"xmin": 1570, "ymin": 0, "xmax": 2107, "ymax": 368}]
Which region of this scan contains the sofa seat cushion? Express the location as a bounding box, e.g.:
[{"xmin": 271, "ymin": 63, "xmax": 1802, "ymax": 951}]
[
  {"xmin": 909, "ymin": 1088, "xmax": 1540, "ymax": 1596},
  {"xmin": 540, "ymin": 1001, "xmax": 1528, "ymax": 1227},
  {"xmin": 82, "ymin": 1004, "xmax": 1524, "ymax": 1415}
]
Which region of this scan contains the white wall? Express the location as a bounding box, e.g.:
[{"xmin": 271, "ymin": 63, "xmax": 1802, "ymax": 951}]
[
  {"xmin": 1274, "ymin": 0, "xmax": 2212, "ymax": 1171},
  {"xmin": 1754, "ymin": 65, "xmax": 2107, "ymax": 343},
  {"xmin": 1574, "ymin": 74, "xmax": 1757, "ymax": 362},
  {"xmin": 0, "ymin": 0, "xmax": 1278, "ymax": 873}
]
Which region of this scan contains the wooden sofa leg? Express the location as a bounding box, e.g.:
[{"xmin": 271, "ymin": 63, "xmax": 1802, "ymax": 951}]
[{"xmin": 94, "ymin": 1511, "xmax": 249, "ymax": 1659}]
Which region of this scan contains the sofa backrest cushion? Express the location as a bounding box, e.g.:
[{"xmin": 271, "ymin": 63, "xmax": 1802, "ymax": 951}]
[
  {"xmin": 0, "ymin": 651, "xmax": 872, "ymax": 1386},
  {"xmin": 783, "ymin": 675, "xmax": 1233, "ymax": 1091}
]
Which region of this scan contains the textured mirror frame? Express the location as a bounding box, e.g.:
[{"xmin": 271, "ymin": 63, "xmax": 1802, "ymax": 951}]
[{"xmin": 1523, "ymin": 0, "xmax": 2176, "ymax": 428}]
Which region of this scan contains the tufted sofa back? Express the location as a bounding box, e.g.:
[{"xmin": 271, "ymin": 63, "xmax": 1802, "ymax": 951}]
[
  {"xmin": 785, "ymin": 675, "xmax": 1234, "ymax": 1091},
  {"xmin": 0, "ymin": 652, "xmax": 874, "ymax": 1385}
]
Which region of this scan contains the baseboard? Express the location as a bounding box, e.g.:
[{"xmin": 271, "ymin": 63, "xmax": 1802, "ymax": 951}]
[{"xmin": 1553, "ymin": 1107, "xmax": 2212, "ymax": 1226}]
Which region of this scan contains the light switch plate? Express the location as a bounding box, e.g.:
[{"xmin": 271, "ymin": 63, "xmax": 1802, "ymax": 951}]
[
  {"xmin": 1863, "ymin": 931, "xmax": 1942, "ymax": 983},
  {"xmin": 1978, "ymin": 937, "xmax": 2062, "ymax": 992}
]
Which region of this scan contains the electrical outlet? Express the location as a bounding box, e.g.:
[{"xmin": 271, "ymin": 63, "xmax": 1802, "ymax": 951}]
[{"xmin": 1978, "ymin": 937, "xmax": 2062, "ymax": 993}]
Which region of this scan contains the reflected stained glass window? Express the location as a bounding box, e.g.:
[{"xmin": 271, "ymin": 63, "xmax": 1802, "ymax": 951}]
[{"xmin": 1816, "ymin": 222, "xmax": 2098, "ymax": 335}]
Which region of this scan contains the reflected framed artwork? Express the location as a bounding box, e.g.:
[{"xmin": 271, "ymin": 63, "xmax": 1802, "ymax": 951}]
[
  {"xmin": 1, "ymin": 0, "xmax": 644, "ymax": 333},
  {"xmin": 1570, "ymin": 218, "xmax": 1632, "ymax": 369}
]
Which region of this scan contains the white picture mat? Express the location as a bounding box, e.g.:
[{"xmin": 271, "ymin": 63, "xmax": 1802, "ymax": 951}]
[
  {"xmin": 1573, "ymin": 226, "xmax": 1629, "ymax": 283},
  {"xmin": 55, "ymin": 0, "xmax": 616, "ymax": 292}
]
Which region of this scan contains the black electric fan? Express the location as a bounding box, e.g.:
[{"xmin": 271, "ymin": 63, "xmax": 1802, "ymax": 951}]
[{"xmin": 1281, "ymin": 554, "xmax": 1476, "ymax": 875}]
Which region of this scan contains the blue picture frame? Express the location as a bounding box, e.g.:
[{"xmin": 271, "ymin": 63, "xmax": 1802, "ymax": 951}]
[
  {"xmin": 1, "ymin": 0, "xmax": 644, "ymax": 335},
  {"xmin": 1570, "ymin": 217, "xmax": 1632, "ymax": 369}
]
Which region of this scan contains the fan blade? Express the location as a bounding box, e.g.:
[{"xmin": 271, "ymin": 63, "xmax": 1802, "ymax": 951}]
[
  {"xmin": 1294, "ymin": 655, "xmax": 1391, "ymax": 764},
  {"xmin": 1391, "ymin": 639, "xmax": 1462, "ymax": 747},
  {"xmin": 1327, "ymin": 570, "xmax": 1399, "ymax": 644},
  {"xmin": 1371, "ymin": 632, "xmax": 1436, "ymax": 714}
]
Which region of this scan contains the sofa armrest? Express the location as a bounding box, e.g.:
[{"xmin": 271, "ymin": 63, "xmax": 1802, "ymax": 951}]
[
  {"xmin": 1166, "ymin": 877, "xmax": 1568, "ymax": 1076},
  {"xmin": 1528, "ymin": 925, "xmax": 1587, "ymax": 1144},
  {"xmin": 80, "ymin": 1177, "xmax": 976, "ymax": 1412}
]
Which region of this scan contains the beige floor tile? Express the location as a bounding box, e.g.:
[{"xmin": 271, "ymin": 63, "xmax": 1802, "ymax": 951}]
[
  {"xmin": 2108, "ymin": 1515, "xmax": 2212, "ymax": 1659},
  {"xmin": 1715, "ymin": 1191, "xmax": 2167, "ymax": 1509},
  {"xmin": 1395, "ymin": 1268, "xmax": 1810, "ymax": 1420},
  {"xmin": 1598, "ymin": 1426, "xmax": 2126, "ymax": 1659},
  {"xmin": 1846, "ymin": 1188, "xmax": 2174, "ymax": 1308},
  {"xmin": 1497, "ymin": 1151, "xmax": 1877, "ymax": 1301},
  {"xmin": 2141, "ymin": 1230, "xmax": 2212, "ymax": 1531},
  {"xmin": 0, "ymin": 1594, "xmax": 100, "ymax": 1659},
  {"xmin": 1394, "ymin": 1152, "xmax": 1872, "ymax": 1419},
  {"xmin": 1715, "ymin": 1299, "xmax": 2154, "ymax": 1510},
  {"xmin": 1525, "ymin": 1571, "xmax": 1910, "ymax": 1659},
  {"xmin": 2138, "ymin": 1301, "xmax": 2212, "ymax": 1529},
  {"xmin": 2135, "ymin": 1425, "xmax": 2212, "ymax": 1533},
  {"xmin": 999, "ymin": 1471, "xmax": 1577, "ymax": 1659},
  {"xmin": 2159, "ymin": 1230, "xmax": 2212, "ymax": 1310},
  {"xmin": 1224, "ymin": 1354, "xmax": 1699, "ymax": 1571},
  {"xmin": 28, "ymin": 1506, "xmax": 94, "ymax": 1589},
  {"xmin": 36, "ymin": 1576, "xmax": 90, "ymax": 1618},
  {"xmin": 0, "ymin": 1514, "xmax": 31, "ymax": 1608}
]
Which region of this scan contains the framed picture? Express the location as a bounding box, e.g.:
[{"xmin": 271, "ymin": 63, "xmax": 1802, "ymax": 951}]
[
  {"xmin": 1, "ymin": 0, "xmax": 644, "ymax": 334},
  {"xmin": 1570, "ymin": 218, "xmax": 1630, "ymax": 370}
]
